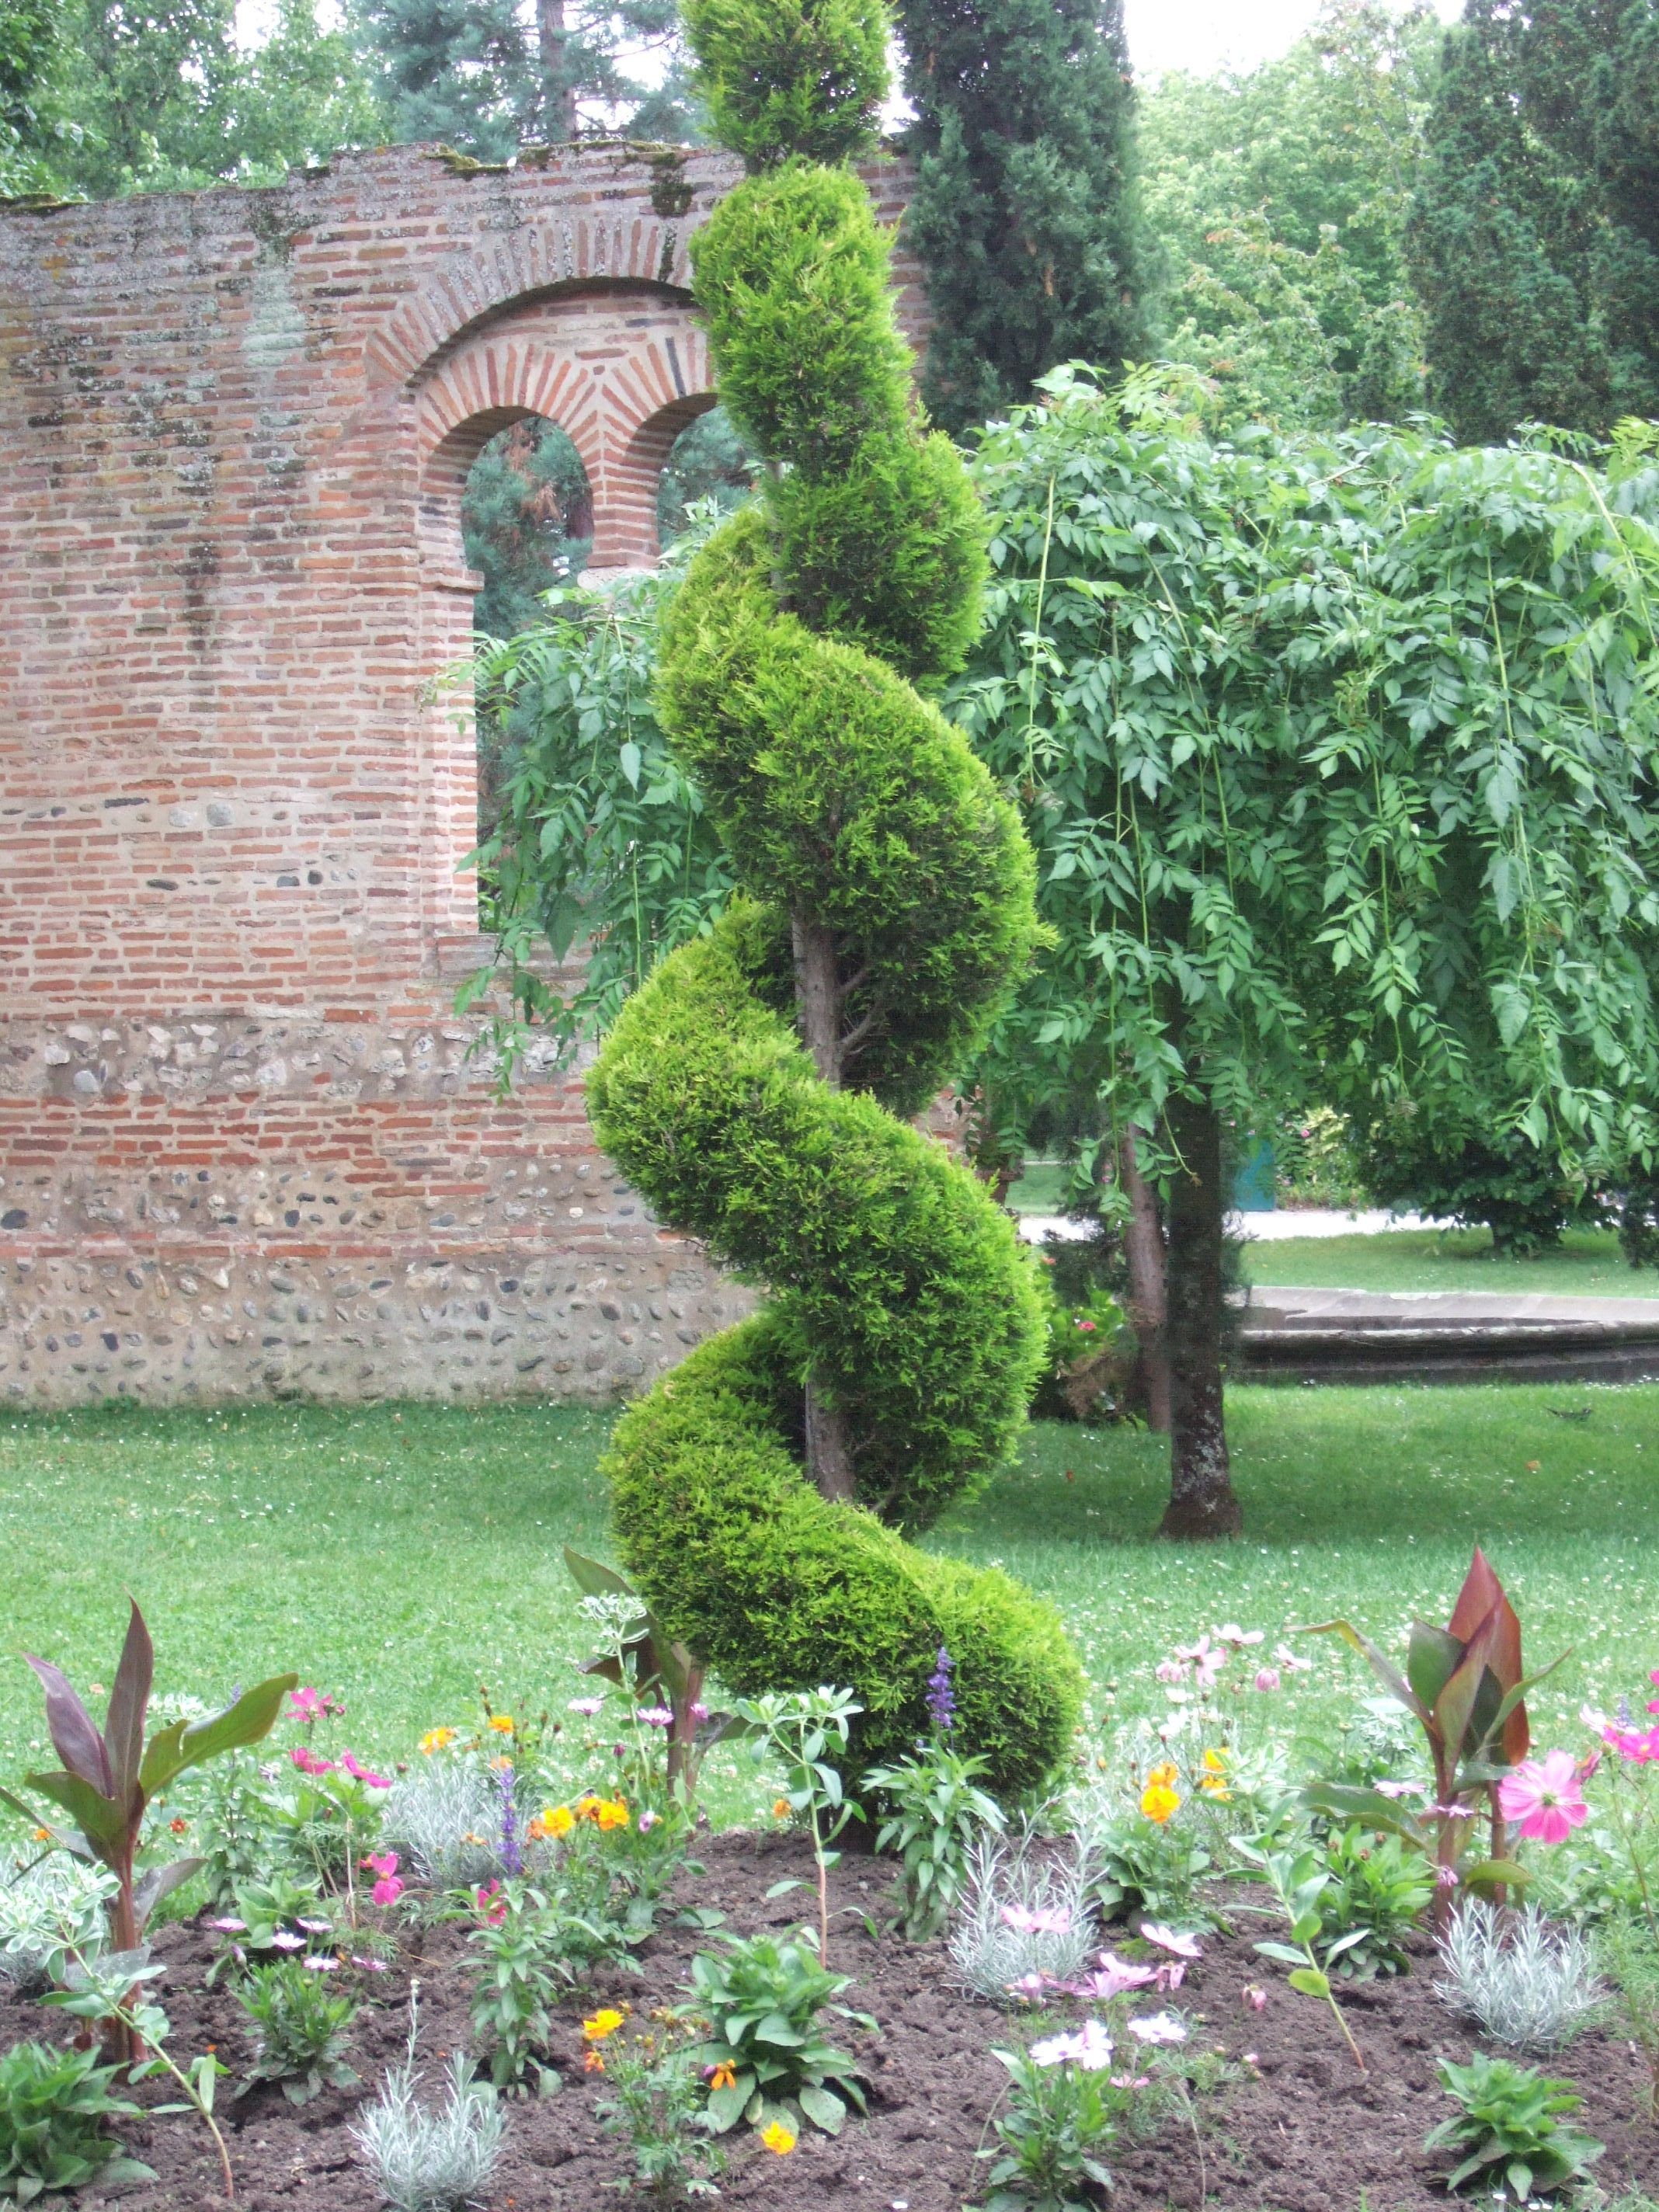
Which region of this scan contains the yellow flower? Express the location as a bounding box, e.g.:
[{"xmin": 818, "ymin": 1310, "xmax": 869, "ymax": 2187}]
[
  {"xmin": 31, "ymin": 1828, "xmax": 50, "ymax": 1845},
  {"xmin": 488, "ymin": 1714, "xmax": 516, "ymax": 1735},
  {"xmin": 596, "ymin": 1797, "xmax": 630, "ymax": 1831},
  {"xmin": 1146, "ymin": 1761, "xmax": 1179, "ymax": 1789},
  {"xmin": 542, "ymin": 1804, "xmax": 575, "ymax": 1838},
  {"xmin": 582, "ymin": 2008, "xmax": 627, "ymax": 2043},
  {"xmin": 761, "ymin": 2121, "xmax": 796, "ymax": 2156},
  {"xmin": 418, "ymin": 1727, "xmax": 456, "ymax": 1756},
  {"xmin": 1140, "ymin": 1780, "xmax": 1181, "ymax": 1824},
  {"xmin": 576, "ymin": 1794, "xmax": 603, "ymax": 1824},
  {"xmin": 1199, "ymin": 1748, "xmax": 1231, "ymax": 1800},
  {"xmin": 708, "ymin": 2061, "xmax": 736, "ymax": 2091},
  {"xmin": 772, "ymin": 1797, "xmax": 792, "ymax": 1820}
]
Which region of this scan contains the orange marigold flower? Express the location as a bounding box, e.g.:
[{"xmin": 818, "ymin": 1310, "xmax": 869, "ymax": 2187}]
[
  {"xmin": 582, "ymin": 2009, "xmax": 627, "ymax": 2043},
  {"xmin": 583, "ymin": 2047, "xmax": 605, "ymax": 2073},
  {"xmin": 488, "ymin": 1715, "xmax": 515, "ymax": 1735},
  {"xmin": 708, "ymin": 2061, "xmax": 736, "ymax": 2092},
  {"xmin": 169, "ymin": 1816, "xmax": 188, "ymax": 1836},
  {"xmin": 772, "ymin": 1797, "xmax": 791, "ymax": 1820},
  {"xmin": 1140, "ymin": 1780, "xmax": 1181, "ymax": 1824},
  {"xmin": 419, "ymin": 1727, "xmax": 457, "ymax": 1756},
  {"xmin": 596, "ymin": 1797, "xmax": 630, "ymax": 1831}
]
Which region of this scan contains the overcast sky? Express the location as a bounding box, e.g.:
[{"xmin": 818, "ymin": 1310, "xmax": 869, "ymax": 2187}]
[{"xmin": 1125, "ymin": 0, "xmax": 1463, "ymax": 78}]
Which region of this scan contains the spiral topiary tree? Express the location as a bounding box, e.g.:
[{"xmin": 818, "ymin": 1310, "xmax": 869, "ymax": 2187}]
[{"xmin": 585, "ymin": 0, "xmax": 1085, "ymax": 1797}]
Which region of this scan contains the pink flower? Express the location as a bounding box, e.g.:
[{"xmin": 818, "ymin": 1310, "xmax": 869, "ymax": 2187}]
[
  {"xmin": 1253, "ymin": 1669, "xmax": 1282, "ymax": 1693},
  {"xmin": 1497, "ymin": 1751, "xmax": 1590, "ymax": 1844},
  {"xmin": 1127, "ymin": 2010, "xmax": 1188, "ymax": 2045},
  {"xmin": 350, "ymin": 1955, "xmax": 391, "ymax": 1972},
  {"xmin": 1155, "ymin": 1659, "xmax": 1187, "ymax": 1685},
  {"xmin": 270, "ymin": 1930, "xmax": 305, "ymax": 1951},
  {"xmin": 638, "ymin": 1810, "xmax": 659, "ymax": 1833},
  {"xmin": 341, "ymin": 1751, "xmax": 391, "ymax": 1788},
  {"xmin": 1604, "ymin": 1722, "xmax": 1659, "ymax": 1763},
  {"xmin": 301, "ymin": 1953, "xmax": 340, "ymax": 1972},
  {"xmin": 1139, "ymin": 1922, "xmax": 1202, "ymax": 1960},
  {"xmin": 1241, "ymin": 1984, "xmax": 1268, "ymax": 2012},
  {"xmin": 475, "ymin": 1881, "xmax": 507, "ymax": 1927},
  {"xmin": 638, "ymin": 1706, "xmax": 674, "ymax": 1728},
  {"xmin": 289, "ymin": 1687, "xmax": 325, "ymax": 1723},
  {"xmin": 1274, "ymin": 1643, "xmax": 1312, "ymax": 1674},
  {"xmin": 1174, "ymin": 1636, "xmax": 1224, "ymax": 1692},
  {"xmin": 361, "ymin": 1852, "xmax": 398, "ymax": 1880},
  {"xmin": 1082, "ymin": 1951, "xmax": 1157, "ymax": 1998},
  {"xmin": 371, "ymin": 1875, "xmax": 404, "ymax": 1908},
  {"xmin": 568, "ymin": 1697, "xmax": 603, "ymax": 1716},
  {"xmin": 1000, "ymin": 1903, "xmax": 1073, "ymax": 1936},
  {"xmin": 1374, "ymin": 1779, "xmax": 1423, "ymax": 1800},
  {"xmin": 290, "ymin": 1746, "xmax": 336, "ymax": 1776},
  {"xmin": 1214, "ymin": 1625, "xmax": 1264, "ymax": 1648},
  {"xmin": 1030, "ymin": 2020, "xmax": 1115, "ymax": 2072},
  {"xmin": 208, "ymin": 1917, "xmax": 246, "ymax": 1934}
]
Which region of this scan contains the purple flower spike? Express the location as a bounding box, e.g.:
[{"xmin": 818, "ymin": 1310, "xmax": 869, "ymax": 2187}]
[{"xmin": 926, "ymin": 1646, "xmax": 957, "ymax": 1735}]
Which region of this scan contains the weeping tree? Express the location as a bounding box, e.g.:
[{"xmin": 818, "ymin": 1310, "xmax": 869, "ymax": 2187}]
[{"xmin": 953, "ymin": 368, "xmax": 1659, "ymax": 1536}]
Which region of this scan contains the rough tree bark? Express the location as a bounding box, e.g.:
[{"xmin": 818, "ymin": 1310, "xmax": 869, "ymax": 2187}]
[
  {"xmin": 1159, "ymin": 1089, "xmax": 1243, "ymax": 1539},
  {"xmin": 1116, "ymin": 1129, "xmax": 1170, "ymax": 1434},
  {"xmin": 792, "ymin": 911, "xmax": 859, "ymax": 1504}
]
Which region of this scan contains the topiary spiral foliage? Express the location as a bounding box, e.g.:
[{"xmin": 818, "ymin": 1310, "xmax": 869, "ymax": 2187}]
[{"xmin": 586, "ymin": 0, "xmax": 1084, "ymax": 1797}]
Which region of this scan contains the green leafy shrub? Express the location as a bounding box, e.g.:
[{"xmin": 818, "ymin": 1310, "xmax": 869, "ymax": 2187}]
[
  {"xmin": 1316, "ymin": 1824, "xmax": 1434, "ymax": 1979},
  {"xmin": 235, "ymin": 1958, "xmax": 360, "ymax": 2104},
  {"xmin": 684, "ymin": 1931, "xmax": 871, "ymax": 2139},
  {"xmin": 0, "ymin": 2040, "xmax": 152, "ymax": 2200},
  {"xmin": 1424, "ymin": 2053, "xmax": 1602, "ymax": 2197},
  {"xmin": 972, "ymin": 2031, "xmax": 1120, "ymax": 2212},
  {"xmin": 866, "ymin": 1737, "xmax": 1005, "ymax": 1941},
  {"xmin": 585, "ymin": 0, "xmax": 1083, "ymax": 1800},
  {"xmin": 467, "ymin": 1883, "xmax": 575, "ymax": 2092}
]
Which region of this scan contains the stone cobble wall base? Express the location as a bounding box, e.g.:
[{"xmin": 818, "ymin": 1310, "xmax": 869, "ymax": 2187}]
[{"xmin": 0, "ymin": 141, "xmax": 917, "ymax": 1410}]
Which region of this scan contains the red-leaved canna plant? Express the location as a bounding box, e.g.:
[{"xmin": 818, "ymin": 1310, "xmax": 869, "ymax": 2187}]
[
  {"xmin": 1303, "ymin": 1549, "xmax": 1566, "ymax": 1917},
  {"xmin": 0, "ymin": 1601, "xmax": 295, "ymax": 2058}
]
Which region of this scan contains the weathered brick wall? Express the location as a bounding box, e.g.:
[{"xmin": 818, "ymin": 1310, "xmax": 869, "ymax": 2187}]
[{"xmin": 0, "ymin": 141, "xmax": 926, "ymax": 1407}]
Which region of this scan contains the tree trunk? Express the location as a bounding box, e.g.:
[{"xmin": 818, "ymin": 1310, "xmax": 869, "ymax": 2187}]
[
  {"xmin": 537, "ymin": 0, "xmax": 578, "ymax": 139},
  {"xmin": 792, "ymin": 911, "xmax": 858, "ymax": 1504},
  {"xmin": 1116, "ymin": 1129, "xmax": 1170, "ymax": 1434},
  {"xmin": 1159, "ymin": 1091, "xmax": 1242, "ymax": 1539}
]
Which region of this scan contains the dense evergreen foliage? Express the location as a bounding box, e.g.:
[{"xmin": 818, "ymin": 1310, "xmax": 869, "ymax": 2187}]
[
  {"xmin": 892, "ymin": 0, "xmax": 1149, "ymax": 437},
  {"xmin": 1409, "ymin": 0, "xmax": 1659, "ymax": 442},
  {"xmin": 586, "ymin": 0, "xmax": 1082, "ymax": 1789}
]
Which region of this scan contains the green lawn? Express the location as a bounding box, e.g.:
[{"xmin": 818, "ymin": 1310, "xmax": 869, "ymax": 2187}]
[
  {"xmin": 1, "ymin": 1389, "xmax": 1654, "ymax": 1821},
  {"xmin": 1242, "ymin": 1224, "xmax": 1659, "ymax": 1299}
]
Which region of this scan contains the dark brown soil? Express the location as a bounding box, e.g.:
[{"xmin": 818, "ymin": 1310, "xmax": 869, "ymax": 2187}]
[{"xmin": 9, "ymin": 1831, "xmax": 1659, "ymax": 2212}]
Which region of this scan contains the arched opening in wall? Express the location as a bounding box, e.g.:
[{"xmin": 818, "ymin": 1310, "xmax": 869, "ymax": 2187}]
[
  {"xmin": 657, "ymin": 405, "xmax": 753, "ymax": 548},
  {"xmin": 461, "ymin": 417, "xmax": 594, "ymax": 849}
]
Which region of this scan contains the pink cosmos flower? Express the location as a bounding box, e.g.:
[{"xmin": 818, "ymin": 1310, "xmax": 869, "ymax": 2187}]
[
  {"xmin": 1174, "ymin": 1636, "xmax": 1224, "ymax": 1692},
  {"xmin": 289, "ymin": 1687, "xmax": 325, "ymax": 1723},
  {"xmin": 1139, "ymin": 1922, "xmax": 1202, "ymax": 1960},
  {"xmin": 1214, "ymin": 1625, "xmax": 1264, "ymax": 1648},
  {"xmin": 361, "ymin": 1852, "xmax": 398, "ymax": 1880},
  {"xmin": 341, "ymin": 1751, "xmax": 391, "ymax": 1788},
  {"xmin": 1253, "ymin": 1669, "xmax": 1282, "ymax": 1693},
  {"xmin": 1274, "ymin": 1643, "xmax": 1312, "ymax": 1674},
  {"xmin": 1127, "ymin": 2010, "xmax": 1188, "ymax": 2045},
  {"xmin": 475, "ymin": 1881, "xmax": 507, "ymax": 1927},
  {"xmin": 1155, "ymin": 1659, "xmax": 1187, "ymax": 1685},
  {"xmin": 290, "ymin": 1746, "xmax": 336, "ymax": 1777},
  {"xmin": 1000, "ymin": 1903, "xmax": 1073, "ymax": 1936},
  {"xmin": 1030, "ymin": 2019, "xmax": 1115, "ymax": 2072},
  {"xmin": 1497, "ymin": 1750, "xmax": 1590, "ymax": 1844},
  {"xmin": 371, "ymin": 1874, "xmax": 404, "ymax": 1907},
  {"xmin": 1604, "ymin": 1722, "xmax": 1659, "ymax": 1763}
]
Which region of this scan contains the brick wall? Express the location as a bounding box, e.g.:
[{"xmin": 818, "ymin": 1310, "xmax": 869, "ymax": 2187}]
[{"xmin": 0, "ymin": 140, "xmax": 926, "ymax": 1407}]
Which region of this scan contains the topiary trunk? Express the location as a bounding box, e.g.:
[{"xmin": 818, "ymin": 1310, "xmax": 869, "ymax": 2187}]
[
  {"xmin": 1159, "ymin": 1091, "xmax": 1242, "ymax": 1540},
  {"xmin": 585, "ymin": 0, "xmax": 1085, "ymax": 1796}
]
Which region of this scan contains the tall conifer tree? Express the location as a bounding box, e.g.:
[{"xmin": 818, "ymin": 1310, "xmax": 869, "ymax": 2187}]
[
  {"xmin": 893, "ymin": 0, "xmax": 1149, "ymax": 436},
  {"xmin": 1409, "ymin": 0, "xmax": 1659, "ymax": 441}
]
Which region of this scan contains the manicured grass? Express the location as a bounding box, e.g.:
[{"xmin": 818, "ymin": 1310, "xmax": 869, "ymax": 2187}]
[
  {"xmin": 2, "ymin": 1388, "xmax": 1655, "ymax": 1816},
  {"xmin": 1241, "ymin": 1225, "xmax": 1659, "ymax": 1299}
]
